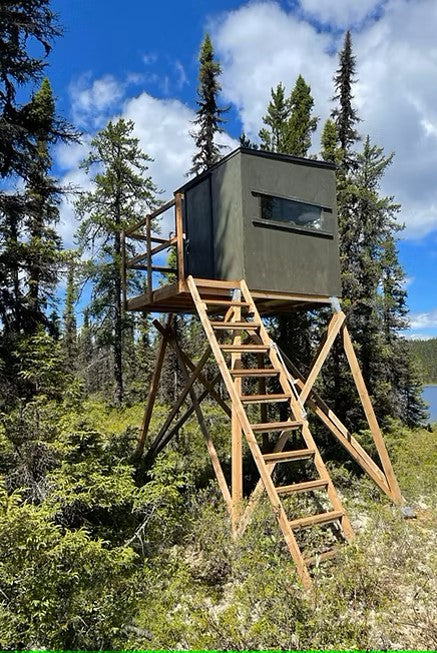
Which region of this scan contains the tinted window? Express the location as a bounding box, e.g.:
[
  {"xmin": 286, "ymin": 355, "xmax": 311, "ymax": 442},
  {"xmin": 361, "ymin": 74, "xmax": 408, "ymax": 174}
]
[{"xmin": 260, "ymin": 194, "xmax": 325, "ymax": 231}]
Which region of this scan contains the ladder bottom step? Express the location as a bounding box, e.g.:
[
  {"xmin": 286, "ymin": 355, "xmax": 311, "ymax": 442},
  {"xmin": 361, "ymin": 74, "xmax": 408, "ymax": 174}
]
[
  {"xmin": 263, "ymin": 448, "xmax": 315, "ymax": 462},
  {"xmin": 304, "ymin": 549, "xmax": 338, "ymax": 566},
  {"xmin": 289, "ymin": 510, "xmax": 343, "ymax": 530},
  {"xmin": 276, "ymin": 478, "xmax": 329, "ymax": 494}
]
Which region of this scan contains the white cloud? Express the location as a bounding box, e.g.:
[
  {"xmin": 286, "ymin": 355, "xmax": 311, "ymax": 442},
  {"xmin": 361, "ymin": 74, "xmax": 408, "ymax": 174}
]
[
  {"xmin": 299, "ymin": 0, "xmax": 384, "ymax": 29},
  {"xmin": 212, "ymin": 0, "xmax": 437, "ymax": 239},
  {"xmin": 69, "ymin": 73, "xmax": 125, "ymax": 128},
  {"xmin": 409, "ymin": 309, "xmax": 437, "ymax": 330}
]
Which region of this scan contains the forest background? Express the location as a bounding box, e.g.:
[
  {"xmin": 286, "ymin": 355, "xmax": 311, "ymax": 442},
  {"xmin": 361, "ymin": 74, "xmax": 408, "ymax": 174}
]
[{"xmin": 0, "ymin": 1, "xmax": 436, "ymax": 650}]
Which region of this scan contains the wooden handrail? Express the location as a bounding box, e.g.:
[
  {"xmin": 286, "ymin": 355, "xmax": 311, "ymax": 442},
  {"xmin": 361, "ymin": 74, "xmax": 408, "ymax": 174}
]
[
  {"xmin": 125, "ymin": 197, "xmax": 176, "ymax": 235},
  {"xmin": 122, "ymin": 193, "xmax": 184, "ymax": 304}
]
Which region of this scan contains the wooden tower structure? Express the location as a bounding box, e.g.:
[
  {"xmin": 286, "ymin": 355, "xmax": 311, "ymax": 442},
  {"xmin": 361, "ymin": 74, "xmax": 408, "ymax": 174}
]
[{"xmin": 121, "ymin": 147, "xmax": 403, "ymax": 588}]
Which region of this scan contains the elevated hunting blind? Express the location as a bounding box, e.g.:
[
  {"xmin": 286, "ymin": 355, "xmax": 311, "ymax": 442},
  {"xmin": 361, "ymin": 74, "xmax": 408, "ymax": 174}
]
[
  {"xmin": 179, "ymin": 148, "xmax": 341, "ymax": 298},
  {"xmin": 122, "ymin": 146, "xmax": 404, "ymax": 589}
]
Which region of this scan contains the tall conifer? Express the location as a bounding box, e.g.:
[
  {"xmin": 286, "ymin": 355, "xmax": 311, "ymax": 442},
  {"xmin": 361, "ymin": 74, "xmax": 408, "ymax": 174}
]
[
  {"xmin": 190, "ymin": 34, "xmax": 227, "ymax": 176},
  {"xmin": 76, "ymin": 118, "xmax": 159, "ymax": 405}
]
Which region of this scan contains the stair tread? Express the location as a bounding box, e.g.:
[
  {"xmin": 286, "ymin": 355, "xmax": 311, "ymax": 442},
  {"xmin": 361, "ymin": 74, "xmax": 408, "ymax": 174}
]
[
  {"xmin": 289, "ymin": 510, "xmax": 343, "ymax": 530},
  {"xmin": 253, "ymin": 420, "xmax": 304, "ymax": 433},
  {"xmin": 275, "ymin": 478, "xmax": 329, "ymax": 495},
  {"xmin": 220, "ymin": 344, "xmax": 269, "ymax": 352},
  {"xmin": 304, "ymin": 549, "xmax": 338, "ymax": 566},
  {"xmin": 230, "ymin": 368, "xmax": 279, "ymax": 377},
  {"xmin": 241, "ymin": 393, "xmax": 291, "ymax": 404},
  {"xmin": 263, "ymin": 447, "xmax": 314, "ymax": 461}
]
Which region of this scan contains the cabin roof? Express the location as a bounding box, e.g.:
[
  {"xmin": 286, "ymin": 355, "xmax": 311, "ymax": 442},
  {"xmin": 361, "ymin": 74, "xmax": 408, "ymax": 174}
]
[{"xmin": 175, "ymin": 146, "xmax": 336, "ymax": 195}]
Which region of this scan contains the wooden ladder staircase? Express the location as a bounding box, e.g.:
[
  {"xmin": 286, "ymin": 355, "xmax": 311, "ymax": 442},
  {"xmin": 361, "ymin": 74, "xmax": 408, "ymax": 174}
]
[{"xmin": 187, "ymin": 276, "xmax": 354, "ymax": 587}]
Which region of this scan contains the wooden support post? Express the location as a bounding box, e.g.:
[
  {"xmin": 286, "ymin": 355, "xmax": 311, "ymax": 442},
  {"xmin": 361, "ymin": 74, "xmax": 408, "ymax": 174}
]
[
  {"xmin": 150, "ymin": 372, "xmax": 224, "ymax": 458},
  {"xmin": 175, "ymin": 192, "xmax": 185, "ymax": 292},
  {"xmin": 170, "ymin": 335, "xmax": 232, "ymax": 514},
  {"xmin": 146, "ymin": 215, "xmax": 152, "ymax": 304},
  {"xmin": 342, "ymin": 324, "xmax": 403, "ymax": 504},
  {"xmin": 231, "ymin": 289, "xmax": 243, "ymax": 535},
  {"xmin": 144, "ymin": 336, "xmax": 213, "ymax": 463},
  {"xmin": 279, "ymin": 347, "xmax": 393, "ymax": 499},
  {"xmin": 299, "ymin": 311, "xmax": 346, "ymax": 405},
  {"xmin": 135, "ymin": 314, "xmax": 172, "ymax": 460}
]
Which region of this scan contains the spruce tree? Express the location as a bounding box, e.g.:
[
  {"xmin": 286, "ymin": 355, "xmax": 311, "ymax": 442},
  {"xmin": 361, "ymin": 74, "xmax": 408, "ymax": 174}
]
[
  {"xmin": 22, "ymin": 78, "xmax": 63, "ymax": 335},
  {"xmin": 190, "ymin": 34, "xmax": 227, "ymax": 176},
  {"xmin": 285, "ymin": 75, "xmax": 318, "ymax": 157},
  {"xmin": 76, "ymin": 118, "xmax": 159, "ymax": 405},
  {"xmin": 259, "ymin": 83, "xmax": 289, "ymax": 152},
  {"xmin": 331, "ymin": 30, "xmax": 360, "ymax": 170}
]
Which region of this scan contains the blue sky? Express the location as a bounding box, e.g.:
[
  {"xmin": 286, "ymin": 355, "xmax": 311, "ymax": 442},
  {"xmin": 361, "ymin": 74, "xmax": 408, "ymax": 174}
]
[{"xmin": 44, "ymin": 0, "xmax": 437, "ymax": 337}]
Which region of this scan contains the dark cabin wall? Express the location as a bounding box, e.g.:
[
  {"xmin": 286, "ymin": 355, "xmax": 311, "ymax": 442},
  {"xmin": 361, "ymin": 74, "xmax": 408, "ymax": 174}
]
[
  {"xmin": 240, "ymin": 151, "xmax": 341, "ymax": 297},
  {"xmin": 211, "ymin": 151, "xmax": 244, "ymax": 281}
]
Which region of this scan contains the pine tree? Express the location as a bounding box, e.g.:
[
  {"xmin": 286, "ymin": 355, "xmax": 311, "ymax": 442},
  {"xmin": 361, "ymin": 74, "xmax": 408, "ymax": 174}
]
[
  {"xmin": 331, "ymin": 30, "xmax": 361, "ymax": 170},
  {"xmin": 76, "ymin": 118, "xmax": 159, "ymax": 405},
  {"xmin": 285, "ymin": 75, "xmax": 318, "ymax": 157},
  {"xmin": 22, "ymin": 78, "xmax": 63, "ymax": 335},
  {"xmin": 190, "ymin": 34, "xmax": 227, "ymax": 176},
  {"xmin": 259, "ymin": 83, "xmax": 289, "ymax": 152}
]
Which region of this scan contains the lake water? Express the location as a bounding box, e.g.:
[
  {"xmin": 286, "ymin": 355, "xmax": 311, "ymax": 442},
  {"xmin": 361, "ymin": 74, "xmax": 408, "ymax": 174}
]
[{"xmin": 423, "ymin": 385, "xmax": 437, "ymax": 423}]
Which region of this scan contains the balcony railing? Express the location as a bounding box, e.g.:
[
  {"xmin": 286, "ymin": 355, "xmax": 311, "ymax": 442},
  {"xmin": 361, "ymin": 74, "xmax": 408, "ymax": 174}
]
[{"xmin": 121, "ymin": 192, "xmax": 184, "ymax": 308}]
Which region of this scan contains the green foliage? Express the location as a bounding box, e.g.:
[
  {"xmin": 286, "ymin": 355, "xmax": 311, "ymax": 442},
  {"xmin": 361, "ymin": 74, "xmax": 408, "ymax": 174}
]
[
  {"xmin": 409, "ymin": 337, "xmax": 437, "ymax": 383},
  {"xmin": 0, "ymin": 488, "xmax": 138, "ymax": 650},
  {"xmin": 190, "ymin": 33, "xmax": 228, "ymax": 175}
]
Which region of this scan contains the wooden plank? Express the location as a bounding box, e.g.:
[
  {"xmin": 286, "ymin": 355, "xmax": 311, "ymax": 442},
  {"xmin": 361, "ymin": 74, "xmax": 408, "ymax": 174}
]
[
  {"xmin": 146, "ymin": 215, "xmax": 152, "ymax": 304},
  {"xmin": 150, "ymin": 235, "xmax": 178, "ymax": 256},
  {"xmin": 299, "ymin": 311, "xmax": 346, "ymax": 405},
  {"xmin": 220, "ymin": 344, "xmax": 269, "ymax": 353},
  {"xmin": 204, "ymin": 299, "xmax": 250, "ymax": 308},
  {"xmin": 230, "ymin": 368, "xmax": 279, "ymax": 377},
  {"xmin": 276, "ymin": 478, "xmax": 328, "ymax": 495},
  {"xmin": 289, "ymin": 510, "xmax": 343, "ymax": 530},
  {"xmin": 171, "ymin": 333, "xmax": 232, "ymax": 514},
  {"xmin": 231, "ymin": 289, "xmax": 243, "ymax": 535},
  {"xmin": 187, "ymin": 276, "xmax": 312, "ymax": 588},
  {"xmin": 144, "ymin": 339, "xmax": 213, "ymax": 462},
  {"xmin": 342, "ymin": 323, "xmax": 403, "ymax": 504},
  {"xmin": 209, "ymin": 321, "xmax": 261, "ymax": 330},
  {"xmin": 125, "ymin": 197, "xmax": 176, "ymax": 234},
  {"xmin": 263, "ymin": 448, "xmax": 315, "ymax": 462},
  {"xmin": 134, "ymin": 314, "xmax": 172, "ymax": 459},
  {"xmin": 149, "ymin": 372, "xmax": 223, "ymax": 458},
  {"xmin": 175, "ymin": 192, "xmax": 185, "ymax": 290}
]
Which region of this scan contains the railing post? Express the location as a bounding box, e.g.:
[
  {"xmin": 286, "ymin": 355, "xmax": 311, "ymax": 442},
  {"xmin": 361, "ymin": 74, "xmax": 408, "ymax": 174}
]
[
  {"xmin": 146, "ymin": 214, "xmax": 152, "ymax": 304},
  {"xmin": 175, "ymin": 192, "xmax": 185, "ymax": 289}
]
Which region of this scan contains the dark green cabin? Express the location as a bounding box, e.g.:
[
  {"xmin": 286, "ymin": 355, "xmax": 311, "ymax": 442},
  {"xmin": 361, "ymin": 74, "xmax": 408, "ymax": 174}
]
[{"xmin": 176, "ymin": 147, "xmax": 340, "ymax": 299}]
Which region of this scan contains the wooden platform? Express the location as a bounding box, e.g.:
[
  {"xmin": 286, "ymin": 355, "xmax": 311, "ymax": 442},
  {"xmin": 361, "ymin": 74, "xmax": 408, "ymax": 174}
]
[{"xmin": 126, "ymin": 278, "xmax": 333, "ymax": 315}]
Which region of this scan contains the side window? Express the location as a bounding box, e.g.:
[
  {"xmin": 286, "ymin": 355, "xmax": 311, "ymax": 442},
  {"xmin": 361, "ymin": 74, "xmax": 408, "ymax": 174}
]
[{"xmin": 257, "ymin": 193, "xmax": 327, "ymax": 232}]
